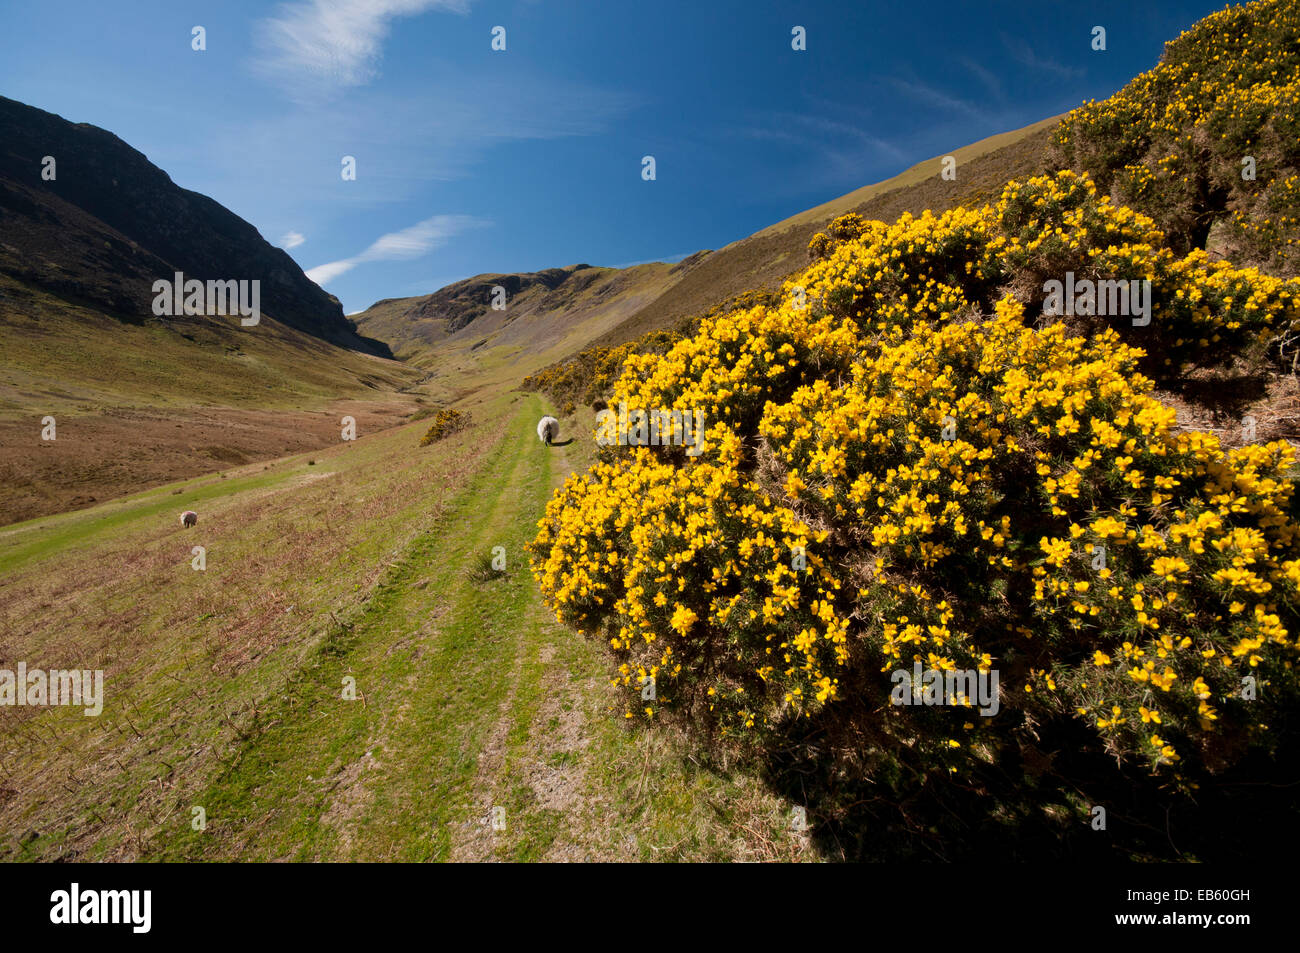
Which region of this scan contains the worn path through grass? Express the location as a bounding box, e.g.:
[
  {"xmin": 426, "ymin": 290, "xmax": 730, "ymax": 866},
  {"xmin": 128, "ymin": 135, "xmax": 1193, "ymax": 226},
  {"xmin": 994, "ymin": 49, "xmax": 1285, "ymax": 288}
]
[{"xmin": 149, "ymin": 395, "xmax": 807, "ymax": 861}]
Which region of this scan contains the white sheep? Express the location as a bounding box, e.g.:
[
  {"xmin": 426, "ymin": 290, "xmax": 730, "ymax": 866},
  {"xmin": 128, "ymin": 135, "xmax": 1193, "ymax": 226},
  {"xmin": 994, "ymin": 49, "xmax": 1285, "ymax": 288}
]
[
  {"xmin": 180, "ymin": 510, "xmax": 198, "ymax": 528},
  {"xmin": 537, "ymin": 416, "xmax": 559, "ymax": 445}
]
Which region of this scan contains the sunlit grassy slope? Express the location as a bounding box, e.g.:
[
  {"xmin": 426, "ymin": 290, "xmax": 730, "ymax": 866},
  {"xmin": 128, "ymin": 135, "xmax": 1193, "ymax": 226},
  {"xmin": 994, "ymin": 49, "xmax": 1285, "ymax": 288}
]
[
  {"xmin": 0, "ymin": 387, "xmax": 810, "ymax": 861},
  {"xmin": 0, "ymin": 275, "xmax": 427, "ymax": 525},
  {"xmin": 0, "ymin": 274, "xmax": 420, "ymax": 415}
]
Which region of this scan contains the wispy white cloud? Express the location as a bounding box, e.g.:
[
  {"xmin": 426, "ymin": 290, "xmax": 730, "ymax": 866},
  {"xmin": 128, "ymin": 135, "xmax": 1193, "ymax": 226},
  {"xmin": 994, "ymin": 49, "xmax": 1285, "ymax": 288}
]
[
  {"xmin": 280, "ymin": 230, "xmax": 306, "ymax": 248},
  {"xmin": 887, "ymin": 77, "xmax": 987, "ymax": 121},
  {"xmin": 306, "ymin": 213, "xmax": 484, "ymax": 286},
  {"xmin": 192, "ymin": 76, "xmax": 635, "ymax": 221},
  {"xmin": 254, "ymin": 0, "xmax": 472, "ymax": 98},
  {"xmin": 959, "ymin": 57, "xmax": 1004, "ymax": 101},
  {"xmin": 305, "ymin": 259, "xmax": 359, "ymax": 285},
  {"xmin": 1000, "ymin": 34, "xmax": 1084, "ymax": 81}
]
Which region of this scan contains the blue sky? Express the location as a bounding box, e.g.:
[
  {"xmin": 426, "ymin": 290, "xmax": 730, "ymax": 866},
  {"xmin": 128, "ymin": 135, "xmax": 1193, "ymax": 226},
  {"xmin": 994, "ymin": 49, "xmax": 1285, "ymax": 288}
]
[{"xmin": 0, "ymin": 0, "xmax": 1229, "ymax": 314}]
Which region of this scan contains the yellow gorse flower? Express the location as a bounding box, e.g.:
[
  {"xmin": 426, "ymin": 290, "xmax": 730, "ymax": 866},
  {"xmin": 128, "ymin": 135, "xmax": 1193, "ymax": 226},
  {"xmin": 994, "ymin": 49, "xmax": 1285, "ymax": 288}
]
[{"xmin": 529, "ymin": 123, "xmax": 1300, "ymax": 775}]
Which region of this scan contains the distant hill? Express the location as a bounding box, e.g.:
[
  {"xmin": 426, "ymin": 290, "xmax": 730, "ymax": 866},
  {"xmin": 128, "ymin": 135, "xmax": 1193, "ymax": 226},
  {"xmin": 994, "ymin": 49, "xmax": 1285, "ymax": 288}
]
[
  {"xmin": 351, "ymin": 256, "xmax": 709, "ymax": 373},
  {"xmin": 0, "ymin": 95, "xmax": 388, "ymax": 355}
]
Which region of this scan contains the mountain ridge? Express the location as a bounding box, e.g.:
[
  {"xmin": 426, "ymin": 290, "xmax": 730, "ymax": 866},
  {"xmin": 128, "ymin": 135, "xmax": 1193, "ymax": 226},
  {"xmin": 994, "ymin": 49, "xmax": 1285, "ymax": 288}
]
[{"xmin": 0, "ymin": 95, "xmax": 389, "ymax": 355}]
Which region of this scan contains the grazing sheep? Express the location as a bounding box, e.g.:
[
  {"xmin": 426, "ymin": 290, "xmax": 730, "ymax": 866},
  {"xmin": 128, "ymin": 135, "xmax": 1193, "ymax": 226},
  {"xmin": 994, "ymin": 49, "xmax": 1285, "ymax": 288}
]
[
  {"xmin": 537, "ymin": 415, "xmax": 559, "ymax": 445},
  {"xmin": 180, "ymin": 510, "xmax": 198, "ymax": 528}
]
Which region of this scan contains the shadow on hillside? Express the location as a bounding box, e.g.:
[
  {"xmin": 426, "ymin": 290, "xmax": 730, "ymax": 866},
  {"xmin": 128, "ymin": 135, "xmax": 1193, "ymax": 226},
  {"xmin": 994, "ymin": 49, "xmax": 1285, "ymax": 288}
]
[{"xmin": 756, "ymin": 709, "xmax": 1300, "ymax": 862}]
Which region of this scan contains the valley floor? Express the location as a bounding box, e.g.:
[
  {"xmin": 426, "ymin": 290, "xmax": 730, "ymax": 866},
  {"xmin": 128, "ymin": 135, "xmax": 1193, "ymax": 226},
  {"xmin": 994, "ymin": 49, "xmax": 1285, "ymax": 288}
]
[{"xmin": 0, "ymin": 393, "xmax": 808, "ymax": 861}]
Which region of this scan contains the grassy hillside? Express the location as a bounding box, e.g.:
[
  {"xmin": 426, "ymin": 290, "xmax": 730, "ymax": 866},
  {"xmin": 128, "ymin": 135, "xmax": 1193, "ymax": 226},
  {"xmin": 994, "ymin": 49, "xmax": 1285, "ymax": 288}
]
[
  {"xmin": 0, "ymin": 274, "xmax": 426, "ymax": 525},
  {"xmin": 0, "ymin": 389, "xmax": 807, "ymax": 862},
  {"xmin": 352, "ymin": 260, "xmax": 703, "ymax": 369},
  {"xmin": 351, "ymin": 258, "xmax": 735, "ymax": 430},
  {"xmin": 0, "ymin": 93, "xmax": 435, "ymax": 527}
]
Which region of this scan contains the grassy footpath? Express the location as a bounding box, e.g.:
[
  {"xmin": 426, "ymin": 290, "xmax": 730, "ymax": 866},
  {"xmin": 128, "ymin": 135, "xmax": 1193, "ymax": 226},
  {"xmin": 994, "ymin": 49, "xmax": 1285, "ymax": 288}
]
[
  {"xmin": 151, "ymin": 396, "xmax": 547, "ymax": 859},
  {"xmin": 0, "ymin": 389, "xmax": 511, "ymax": 860},
  {"xmin": 460, "ymin": 412, "xmax": 810, "ymax": 862},
  {"xmin": 152, "ymin": 396, "xmax": 807, "ymax": 861},
  {"xmin": 2, "ymin": 394, "xmax": 811, "ymax": 861}
]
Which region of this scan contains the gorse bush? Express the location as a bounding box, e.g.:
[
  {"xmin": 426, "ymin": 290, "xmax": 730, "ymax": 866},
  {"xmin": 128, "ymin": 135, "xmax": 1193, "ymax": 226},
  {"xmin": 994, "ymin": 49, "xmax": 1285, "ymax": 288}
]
[
  {"xmin": 521, "ymin": 291, "xmax": 782, "ymax": 411},
  {"xmin": 530, "ymin": 171, "xmax": 1300, "ymax": 800},
  {"xmin": 803, "ymin": 174, "xmax": 1299, "ymax": 377},
  {"xmin": 1054, "ymin": 0, "xmax": 1300, "ymax": 272},
  {"xmin": 765, "ymin": 299, "xmax": 1300, "ymax": 779},
  {"xmin": 522, "ymin": 332, "xmax": 680, "ymax": 411},
  {"xmin": 528, "ymin": 1, "xmax": 1300, "ymax": 855},
  {"xmin": 807, "ymin": 213, "xmax": 882, "ymax": 261},
  {"xmin": 418, "ymin": 409, "xmax": 470, "ymax": 446}
]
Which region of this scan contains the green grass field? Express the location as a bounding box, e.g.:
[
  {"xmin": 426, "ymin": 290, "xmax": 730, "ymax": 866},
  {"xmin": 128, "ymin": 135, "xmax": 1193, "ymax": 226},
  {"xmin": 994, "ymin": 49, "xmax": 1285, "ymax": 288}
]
[{"xmin": 0, "ymin": 390, "xmax": 810, "ymax": 861}]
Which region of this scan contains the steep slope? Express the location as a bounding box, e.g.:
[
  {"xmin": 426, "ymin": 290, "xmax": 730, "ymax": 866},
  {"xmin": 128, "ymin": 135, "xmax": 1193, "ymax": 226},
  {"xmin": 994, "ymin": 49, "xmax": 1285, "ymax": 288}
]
[
  {"xmin": 0, "ymin": 96, "xmax": 429, "ymax": 525},
  {"xmin": 0, "ymin": 95, "xmax": 387, "ymax": 354}
]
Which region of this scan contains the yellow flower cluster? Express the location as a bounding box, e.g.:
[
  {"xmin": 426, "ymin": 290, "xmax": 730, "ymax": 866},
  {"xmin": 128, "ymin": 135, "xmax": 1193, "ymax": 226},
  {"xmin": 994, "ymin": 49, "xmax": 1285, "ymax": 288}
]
[
  {"xmin": 1055, "ymin": 0, "xmax": 1300, "ymax": 276},
  {"xmin": 531, "ymin": 137, "xmax": 1300, "ymax": 782},
  {"xmin": 762, "ymin": 291, "xmax": 1300, "ymax": 772},
  {"xmin": 530, "ymin": 442, "xmax": 848, "ymax": 730},
  {"xmin": 418, "ymin": 409, "xmax": 470, "ymax": 446},
  {"xmin": 799, "ymin": 172, "xmax": 1300, "ymax": 375}
]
